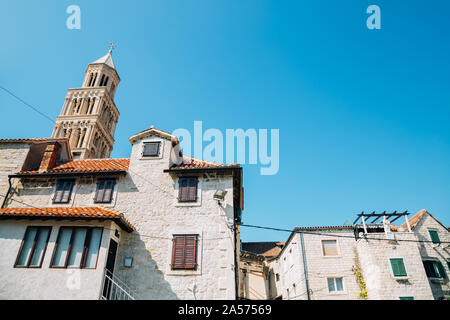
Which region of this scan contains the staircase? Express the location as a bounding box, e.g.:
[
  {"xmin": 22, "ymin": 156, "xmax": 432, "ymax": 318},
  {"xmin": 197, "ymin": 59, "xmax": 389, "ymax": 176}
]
[{"xmin": 101, "ymin": 269, "xmax": 136, "ymax": 300}]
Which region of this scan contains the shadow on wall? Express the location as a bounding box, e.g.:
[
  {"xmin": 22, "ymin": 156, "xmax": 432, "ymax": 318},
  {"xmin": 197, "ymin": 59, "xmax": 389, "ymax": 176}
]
[{"xmin": 115, "ymin": 232, "xmax": 179, "ymax": 300}]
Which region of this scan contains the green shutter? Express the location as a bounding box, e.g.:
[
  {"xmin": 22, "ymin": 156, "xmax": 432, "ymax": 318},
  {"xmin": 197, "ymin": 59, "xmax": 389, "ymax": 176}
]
[
  {"xmin": 429, "ymin": 230, "xmax": 440, "ymax": 244},
  {"xmin": 399, "ymin": 297, "xmax": 414, "ymax": 300},
  {"xmin": 436, "ymin": 261, "xmax": 447, "ymax": 278},
  {"xmin": 390, "ymin": 259, "xmax": 407, "ymax": 277}
]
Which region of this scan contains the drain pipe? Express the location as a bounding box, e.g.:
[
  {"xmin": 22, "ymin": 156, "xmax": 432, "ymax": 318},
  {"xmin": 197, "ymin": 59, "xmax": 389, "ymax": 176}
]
[
  {"xmin": 1, "ymin": 176, "xmax": 13, "ymax": 208},
  {"xmin": 299, "ymin": 231, "xmax": 311, "ymax": 300}
]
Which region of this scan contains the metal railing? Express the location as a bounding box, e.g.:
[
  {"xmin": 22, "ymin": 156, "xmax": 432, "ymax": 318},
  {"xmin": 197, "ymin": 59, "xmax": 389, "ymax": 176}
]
[{"xmin": 101, "ymin": 269, "xmax": 136, "ymax": 300}]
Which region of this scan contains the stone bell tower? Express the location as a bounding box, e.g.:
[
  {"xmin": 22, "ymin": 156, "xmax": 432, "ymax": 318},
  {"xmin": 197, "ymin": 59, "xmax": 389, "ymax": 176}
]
[{"xmin": 51, "ymin": 47, "xmax": 120, "ymax": 160}]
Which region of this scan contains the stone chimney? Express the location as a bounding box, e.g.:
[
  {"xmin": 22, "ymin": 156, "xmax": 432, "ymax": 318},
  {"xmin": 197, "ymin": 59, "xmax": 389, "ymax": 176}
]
[{"xmin": 39, "ymin": 142, "xmax": 61, "ymax": 172}]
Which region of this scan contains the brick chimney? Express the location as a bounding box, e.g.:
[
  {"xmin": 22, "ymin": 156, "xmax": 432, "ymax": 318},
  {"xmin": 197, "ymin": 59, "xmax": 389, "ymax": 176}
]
[{"xmin": 39, "ymin": 142, "xmax": 61, "ymax": 172}]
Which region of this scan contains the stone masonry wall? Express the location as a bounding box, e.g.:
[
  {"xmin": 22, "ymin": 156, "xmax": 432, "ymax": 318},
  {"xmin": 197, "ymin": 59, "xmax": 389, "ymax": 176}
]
[
  {"xmin": 413, "ymin": 213, "xmax": 450, "ymax": 299},
  {"xmin": 356, "ymin": 232, "xmax": 434, "ymax": 300}
]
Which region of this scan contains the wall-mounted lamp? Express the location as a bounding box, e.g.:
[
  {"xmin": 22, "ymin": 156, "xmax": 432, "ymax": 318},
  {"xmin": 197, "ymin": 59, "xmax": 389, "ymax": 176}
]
[
  {"xmin": 213, "ymin": 189, "xmax": 227, "ymax": 204},
  {"xmin": 124, "ymin": 257, "xmax": 133, "ymax": 268}
]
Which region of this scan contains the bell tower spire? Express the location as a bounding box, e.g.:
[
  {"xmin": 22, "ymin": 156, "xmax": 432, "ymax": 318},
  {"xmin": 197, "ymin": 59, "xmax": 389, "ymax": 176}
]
[{"xmin": 51, "ymin": 48, "xmax": 120, "ymax": 160}]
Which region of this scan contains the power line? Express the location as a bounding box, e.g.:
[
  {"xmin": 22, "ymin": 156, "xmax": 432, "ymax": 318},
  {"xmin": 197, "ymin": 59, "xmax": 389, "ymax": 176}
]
[
  {"xmin": 0, "ymin": 193, "xmax": 231, "ymax": 241},
  {"xmin": 0, "ymin": 85, "xmax": 55, "ymax": 124},
  {"xmin": 239, "ymin": 223, "xmax": 450, "ymax": 245}
]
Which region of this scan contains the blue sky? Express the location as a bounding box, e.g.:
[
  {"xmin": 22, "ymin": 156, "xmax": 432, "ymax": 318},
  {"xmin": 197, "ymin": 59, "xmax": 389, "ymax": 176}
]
[{"xmin": 1, "ymin": 1, "xmax": 449, "ymax": 242}]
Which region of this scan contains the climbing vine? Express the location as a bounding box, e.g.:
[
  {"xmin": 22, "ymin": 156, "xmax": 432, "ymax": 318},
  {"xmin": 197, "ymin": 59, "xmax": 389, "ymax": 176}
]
[{"xmin": 353, "ymin": 248, "xmax": 368, "ymax": 300}]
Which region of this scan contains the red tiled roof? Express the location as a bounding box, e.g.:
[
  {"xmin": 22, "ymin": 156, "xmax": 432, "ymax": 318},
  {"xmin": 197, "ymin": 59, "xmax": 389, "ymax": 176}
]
[
  {"xmin": 17, "ymin": 158, "xmax": 130, "ymax": 175},
  {"xmin": 0, "ymin": 206, "xmax": 134, "ymax": 232},
  {"xmin": 171, "ymin": 157, "xmax": 240, "ymax": 170}
]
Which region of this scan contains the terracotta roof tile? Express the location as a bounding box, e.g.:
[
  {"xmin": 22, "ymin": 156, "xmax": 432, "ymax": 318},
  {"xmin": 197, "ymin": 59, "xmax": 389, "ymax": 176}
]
[
  {"xmin": 0, "ymin": 206, "xmax": 134, "ymax": 232},
  {"xmin": 171, "ymin": 157, "xmax": 240, "ymax": 170},
  {"xmin": 17, "ymin": 158, "xmax": 130, "ymax": 175},
  {"xmin": 0, "ymin": 138, "xmax": 69, "ymax": 144},
  {"xmin": 399, "ymin": 209, "xmax": 428, "ymax": 230}
]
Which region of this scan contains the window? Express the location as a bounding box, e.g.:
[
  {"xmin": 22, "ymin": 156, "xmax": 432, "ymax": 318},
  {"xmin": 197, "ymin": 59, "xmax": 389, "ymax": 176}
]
[
  {"xmin": 53, "ymin": 179, "xmax": 74, "ymax": 204},
  {"xmin": 423, "ymin": 260, "xmax": 447, "ymax": 279},
  {"xmin": 390, "ymin": 258, "xmax": 407, "ymax": 277},
  {"xmin": 142, "ymin": 142, "xmax": 161, "ymax": 157},
  {"xmin": 178, "ymin": 177, "xmax": 198, "ymax": 202},
  {"xmin": 171, "ymin": 234, "xmax": 198, "ymax": 270},
  {"xmin": 327, "ymin": 277, "xmax": 344, "ymax": 293},
  {"xmin": 51, "ymin": 227, "xmax": 103, "ymax": 269},
  {"xmin": 15, "ymin": 227, "xmax": 51, "ymax": 268},
  {"xmin": 429, "ymin": 230, "xmax": 440, "ymax": 244},
  {"xmin": 94, "ymin": 178, "xmax": 115, "ymax": 203},
  {"xmin": 399, "ymin": 297, "xmax": 414, "ymax": 300},
  {"xmin": 276, "ymin": 273, "xmax": 280, "ymax": 281},
  {"xmin": 322, "ymin": 240, "xmax": 338, "ymax": 256}
]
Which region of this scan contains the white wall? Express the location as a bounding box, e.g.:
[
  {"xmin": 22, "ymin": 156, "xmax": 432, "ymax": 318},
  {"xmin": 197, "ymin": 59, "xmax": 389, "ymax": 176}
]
[
  {"xmin": 0, "ymin": 219, "xmax": 119, "ymax": 300},
  {"xmin": 112, "ymin": 134, "xmax": 237, "ymax": 299}
]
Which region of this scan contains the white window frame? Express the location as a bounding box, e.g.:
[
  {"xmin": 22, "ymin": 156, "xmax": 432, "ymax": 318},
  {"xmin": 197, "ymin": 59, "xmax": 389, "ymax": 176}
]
[
  {"xmin": 140, "ymin": 139, "xmax": 164, "ymax": 160},
  {"xmin": 326, "ymin": 276, "xmax": 346, "ymax": 294},
  {"xmin": 321, "ymin": 238, "xmax": 341, "ymax": 258}
]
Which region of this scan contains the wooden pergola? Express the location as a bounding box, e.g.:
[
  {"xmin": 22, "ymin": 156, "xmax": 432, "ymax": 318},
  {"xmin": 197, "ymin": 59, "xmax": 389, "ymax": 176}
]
[{"xmin": 353, "ymin": 210, "xmax": 412, "ymax": 233}]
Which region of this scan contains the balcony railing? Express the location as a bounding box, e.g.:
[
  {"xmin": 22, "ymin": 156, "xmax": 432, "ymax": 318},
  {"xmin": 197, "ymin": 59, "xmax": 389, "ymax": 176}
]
[{"xmin": 101, "ymin": 269, "xmax": 136, "ymax": 300}]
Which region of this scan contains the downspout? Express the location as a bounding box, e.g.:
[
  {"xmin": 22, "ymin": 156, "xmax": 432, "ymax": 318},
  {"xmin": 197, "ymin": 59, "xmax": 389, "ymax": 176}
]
[
  {"xmin": 1, "ymin": 176, "xmax": 13, "ymax": 208},
  {"xmin": 299, "ymin": 231, "xmax": 311, "ymax": 300}
]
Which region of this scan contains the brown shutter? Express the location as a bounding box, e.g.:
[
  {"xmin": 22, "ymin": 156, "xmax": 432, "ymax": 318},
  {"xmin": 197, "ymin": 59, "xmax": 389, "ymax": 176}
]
[
  {"xmin": 102, "ymin": 180, "xmax": 115, "ymax": 202},
  {"xmin": 53, "ymin": 181, "xmax": 64, "ymax": 203},
  {"xmin": 188, "ymin": 178, "xmax": 198, "ymax": 201},
  {"xmin": 61, "ymin": 181, "xmax": 73, "ymax": 203},
  {"xmin": 171, "ymin": 235, "xmax": 198, "ymax": 270},
  {"xmin": 94, "ymin": 180, "xmax": 105, "ymax": 202},
  {"xmin": 172, "ymin": 236, "xmax": 186, "ymax": 269},
  {"xmin": 178, "ymin": 178, "xmax": 187, "ymax": 202},
  {"xmin": 184, "ymin": 235, "xmax": 198, "ymax": 269}
]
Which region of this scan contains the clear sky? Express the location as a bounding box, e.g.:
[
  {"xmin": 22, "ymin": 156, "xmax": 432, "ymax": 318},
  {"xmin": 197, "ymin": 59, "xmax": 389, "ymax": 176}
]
[{"xmin": 1, "ymin": 1, "xmax": 449, "ymax": 242}]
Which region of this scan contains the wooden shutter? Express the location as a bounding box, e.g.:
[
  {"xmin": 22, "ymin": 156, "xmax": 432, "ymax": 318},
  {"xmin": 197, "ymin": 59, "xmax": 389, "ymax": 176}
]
[
  {"xmin": 95, "ymin": 179, "xmax": 115, "ymax": 203},
  {"xmin": 95, "ymin": 180, "xmax": 105, "ymax": 202},
  {"xmin": 184, "ymin": 235, "xmax": 197, "ymax": 269},
  {"xmin": 102, "ymin": 180, "xmax": 114, "ymax": 202},
  {"xmin": 429, "ymin": 230, "xmax": 440, "ymax": 244},
  {"xmin": 172, "ymin": 236, "xmax": 186, "ymax": 269},
  {"xmin": 54, "ymin": 180, "xmax": 73, "ymax": 203},
  {"xmin": 187, "ymin": 178, "xmax": 198, "ymax": 201},
  {"xmin": 53, "ymin": 181, "xmax": 64, "ymax": 203},
  {"xmin": 171, "ymin": 235, "xmax": 198, "ymax": 270},
  {"xmin": 178, "ymin": 178, "xmax": 188, "ymax": 202},
  {"xmin": 436, "ymin": 261, "xmax": 446, "ymax": 278},
  {"xmin": 61, "ymin": 181, "xmax": 73, "ymax": 203},
  {"xmin": 322, "ymin": 240, "xmax": 338, "ymax": 256},
  {"xmin": 390, "ymin": 259, "xmax": 407, "ymax": 277},
  {"xmin": 178, "ymin": 177, "xmax": 198, "ymax": 202}
]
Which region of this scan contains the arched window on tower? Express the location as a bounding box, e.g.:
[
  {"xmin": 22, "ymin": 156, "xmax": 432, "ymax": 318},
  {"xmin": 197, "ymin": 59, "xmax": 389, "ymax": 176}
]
[
  {"xmin": 99, "ymin": 74, "xmax": 105, "ymax": 86},
  {"xmin": 104, "ymin": 76, "xmax": 109, "ymax": 87}
]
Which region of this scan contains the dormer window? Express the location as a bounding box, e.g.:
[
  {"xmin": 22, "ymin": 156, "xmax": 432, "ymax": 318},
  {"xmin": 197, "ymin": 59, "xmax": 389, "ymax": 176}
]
[{"xmin": 142, "ymin": 142, "xmax": 161, "ymax": 157}]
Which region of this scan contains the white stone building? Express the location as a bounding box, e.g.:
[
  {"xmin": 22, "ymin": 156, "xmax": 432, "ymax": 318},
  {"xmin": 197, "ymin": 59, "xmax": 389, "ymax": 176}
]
[
  {"xmin": 242, "ymin": 210, "xmax": 448, "ymax": 300},
  {"xmin": 0, "ymin": 51, "xmax": 244, "ymax": 300}
]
